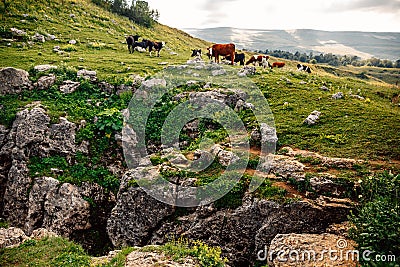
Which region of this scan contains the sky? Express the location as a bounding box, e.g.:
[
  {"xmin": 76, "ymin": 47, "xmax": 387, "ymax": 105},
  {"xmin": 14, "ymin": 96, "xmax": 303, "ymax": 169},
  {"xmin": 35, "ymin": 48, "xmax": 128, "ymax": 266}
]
[{"xmin": 144, "ymin": 0, "xmax": 400, "ymax": 32}]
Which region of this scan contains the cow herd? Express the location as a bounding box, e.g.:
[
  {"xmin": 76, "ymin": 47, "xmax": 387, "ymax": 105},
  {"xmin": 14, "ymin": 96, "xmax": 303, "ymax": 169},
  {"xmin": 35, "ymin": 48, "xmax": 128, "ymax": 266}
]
[
  {"xmin": 126, "ymin": 36, "xmax": 312, "ymax": 73},
  {"xmin": 126, "ymin": 34, "xmax": 165, "ymax": 57}
]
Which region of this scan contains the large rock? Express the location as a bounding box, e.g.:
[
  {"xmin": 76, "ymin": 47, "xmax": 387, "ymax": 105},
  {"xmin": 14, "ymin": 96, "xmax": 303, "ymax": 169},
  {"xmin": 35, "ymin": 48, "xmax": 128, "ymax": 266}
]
[
  {"xmin": 2, "ymin": 160, "xmax": 31, "ymax": 227},
  {"xmin": 0, "ymin": 67, "xmax": 31, "ymax": 95},
  {"xmin": 125, "ymin": 250, "xmax": 197, "ymax": 267},
  {"xmin": 0, "ymin": 227, "xmax": 58, "ymax": 249},
  {"xmin": 59, "ymin": 80, "xmax": 80, "ymax": 94},
  {"xmin": 0, "ymin": 227, "xmax": 29, "ymax": 249},
  {"xmin": 303, "ymin": 110, "xmax": 321, "ymax": 125},
  {"xmin": 77, "ymin": 69, "xmax": 97, "ymax": 81},
  {"xmin": 48, "ymin": 117, "xmax": 76, "ymax": 155},
  {"xmin": 151, "ymin": 195, "xmax": 353, "ymax": 266},
  {"xmin": 107, "ymin": 187, "xmax": 175, "ymax": 247},
  {"xmin": 267, "ymin": 233, "xmax": 357, "ymax": 267},
  {"xmin": 33, "ymin": 74, "xmax": 56, "ymax": 90},
  {"xmin": 25, "ymin": 177, "xmax": 91, "ymax": 237}
]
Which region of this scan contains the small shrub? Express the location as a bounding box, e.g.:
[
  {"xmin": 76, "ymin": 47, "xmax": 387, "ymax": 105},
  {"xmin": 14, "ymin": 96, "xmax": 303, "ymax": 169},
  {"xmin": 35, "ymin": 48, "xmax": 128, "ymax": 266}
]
[
  {"xmin": 158, "ymin": 238, "xmax": 227, "ymax": 267},
  {"xmin": 349, "ymin": 172, "xmax": 400, "ymax": 266},
  {"xmin": 96, "ymin": 108, "xmax": 123, "ymax": 135},
  {"xmin": 61, "ymin": 44, "xmax": 78, "ymax": 52}
]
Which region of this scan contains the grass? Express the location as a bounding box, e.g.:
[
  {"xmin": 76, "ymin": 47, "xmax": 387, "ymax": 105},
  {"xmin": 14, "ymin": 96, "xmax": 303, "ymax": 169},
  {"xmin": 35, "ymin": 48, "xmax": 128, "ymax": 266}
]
[
  {"xmin": 0, "ymin": 0, "xmax": 209, "ymax": 80},
  {"xmin": 0, "ymin": 237, "xmax": 227, "ymax": 267},
  {"xmin": 0, "ymin": 237, "xmax": 91, "ymax": 267}
]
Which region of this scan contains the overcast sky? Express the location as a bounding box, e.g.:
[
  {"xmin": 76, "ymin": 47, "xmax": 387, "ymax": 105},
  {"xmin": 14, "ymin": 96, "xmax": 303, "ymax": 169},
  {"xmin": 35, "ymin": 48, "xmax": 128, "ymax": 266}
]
[{"xmin": 144, "ymin": 0, "xmax": 400, "ymax": 32}]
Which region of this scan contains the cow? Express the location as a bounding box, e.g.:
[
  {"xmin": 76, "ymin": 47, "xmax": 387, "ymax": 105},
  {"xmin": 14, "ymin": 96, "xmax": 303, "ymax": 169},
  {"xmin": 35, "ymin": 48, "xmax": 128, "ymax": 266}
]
[
  {"xmin": 224, "ymin": 52, "xmax": 245, "ymax": 66},
  {"xmin": 131, "ymin": 40, "xmax": 148, "ymax": 53},
  {"xmin": 145, "ymin": 40, "xmax": 165, "ymax": 57},
  {"xmin": 246, "ymin": 55, "xmax": 270, "ymax": 68},
  {"xmin": 297, "ymin": 63, "xmax": 312, "ymax": 73},
  {"xmin": 272, "ymin": 62, "xmax": 285, "ymax": 68},
  {"xmin": 126, "ymin": 34, "xmax": 140, "ymax": 53},
  {"xmin": 191, "ymin": 49, "xmax": 202, "ymax": 58},
  {"xmin": 208, "ymin": 43, "xmax": 235, "ymax": 65}
]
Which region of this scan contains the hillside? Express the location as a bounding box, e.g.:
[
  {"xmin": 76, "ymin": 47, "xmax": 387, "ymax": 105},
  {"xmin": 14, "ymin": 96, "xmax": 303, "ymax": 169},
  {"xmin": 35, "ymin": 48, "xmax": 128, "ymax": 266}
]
[
  {"xmin": 0, "ymin": 0, "xmax": 209, "ymax": 79},
  {"xmin": 185, "ymin": 27, "xmax": 400, "ymax": 61},
  {"xmin": 1, "ymin": 0, "xmax": 400, "ymax": 266}
]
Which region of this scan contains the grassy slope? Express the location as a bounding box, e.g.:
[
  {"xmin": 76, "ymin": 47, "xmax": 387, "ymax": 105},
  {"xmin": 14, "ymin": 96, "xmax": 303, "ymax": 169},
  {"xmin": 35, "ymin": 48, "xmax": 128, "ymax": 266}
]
[
  {"xmin": 0, "ymin": 0, "xmax": 209, "ymax": 79},
  {"xmin": 0, "ymin": 0, "xmax": 399, "ymax": 163}
]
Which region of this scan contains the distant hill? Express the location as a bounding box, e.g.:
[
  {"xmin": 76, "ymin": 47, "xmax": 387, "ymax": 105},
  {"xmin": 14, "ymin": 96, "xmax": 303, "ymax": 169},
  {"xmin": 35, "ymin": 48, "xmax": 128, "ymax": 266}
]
[{"xmin": 184, "ymin": 27, "xmax": 400, "ymax": 61}]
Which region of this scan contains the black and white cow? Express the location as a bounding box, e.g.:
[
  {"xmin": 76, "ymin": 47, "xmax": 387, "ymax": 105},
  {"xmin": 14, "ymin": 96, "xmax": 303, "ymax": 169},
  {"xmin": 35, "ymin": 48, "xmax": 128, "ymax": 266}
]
[
  {"xmin": 131, "ymin": 40, "xmax": 148, "ymax": 53},
  {"xmin": 297, "ymin": 63, "xmax": 312, "ymax": 73},
  {"xmin": 126, "ymin": 34, "xmax": 140, "ymax": 53},
  {"xmin": 191, "ymin": 49, "xmax": 202, "ymax": 57},
  {"xmin": 224, "ymin": 52, "xmax": 245, "ymax": 65}
]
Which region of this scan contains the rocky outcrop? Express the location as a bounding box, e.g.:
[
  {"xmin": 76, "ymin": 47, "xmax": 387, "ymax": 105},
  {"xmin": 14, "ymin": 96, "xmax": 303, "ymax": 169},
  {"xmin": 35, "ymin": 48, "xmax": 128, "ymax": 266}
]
[
  {"xmin": 77, "ymin": 69, "xmax": 97, "ymax": 82},
  {"xmin": 59, "ymin": 80, "xmax": 80, "ymax": 94},
  {"xmin": 125, "ymin": 250, "xmax": 197, "ymax": 267},
  {"xmin": 149, "ymin": 195, "xmax": 353, "ymax": 266},
  {"xmin": 107, "ymin": 187, "xmax": 175, "ymax": 247},
  {"xmin": 24, "ymin": 177, "xmax": 91, "ymax": 237},
  {"xmin": 303, "ymin": 110, "xmax": 321, "ymax": 125},
  {"xmin": 281, "ymin": 146, "xmax": 363, "ymax": 169},
  {"xmin": 267, "ymin": 233, "xmax": 357, "ymax": 267},
  {"xmin": 0, "ymin": 227, "xmax": 29, "ymax": 248},
  {"xmin": 0, "ymin": 105, "xmax": 82, "ymax": 233},
  {"xmin": 0, "ymin": 67, "xmax": 32, "ymax": 95},
  {"xmin": 34, "ymin": 74, "xmax": 56, "ymax": 90},
  {"xmin": 0, "ymin": 227, "xmax": 58, "ymax": 249},
  {"xmin": 33, "ymin": 64, "xmax": 58, "ymax": 72}
]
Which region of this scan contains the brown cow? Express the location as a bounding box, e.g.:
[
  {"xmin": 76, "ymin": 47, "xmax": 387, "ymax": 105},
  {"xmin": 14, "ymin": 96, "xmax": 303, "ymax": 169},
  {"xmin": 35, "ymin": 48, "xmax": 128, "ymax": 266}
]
[
  {"xmin": 246, "ymin": 55, "xmax": 270, "ymax": 68},
  {"xmin": 272, "ymin": 62, "xmax": 285, "ymax": 68},
  {"xmin": 208, "ymin": 43, "xmax": 235, "ymax": 65}
]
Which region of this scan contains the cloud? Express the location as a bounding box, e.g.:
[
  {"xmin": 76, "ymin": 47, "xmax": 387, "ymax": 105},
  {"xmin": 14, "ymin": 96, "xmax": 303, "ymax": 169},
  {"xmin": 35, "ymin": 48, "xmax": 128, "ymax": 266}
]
[
  {"xmin": 329, "ymin": 0, "xmax": 400, "ymax": 13},
  {"xmin": 200, "ymin": 0, "xmax": 240, "ymax": 26}
]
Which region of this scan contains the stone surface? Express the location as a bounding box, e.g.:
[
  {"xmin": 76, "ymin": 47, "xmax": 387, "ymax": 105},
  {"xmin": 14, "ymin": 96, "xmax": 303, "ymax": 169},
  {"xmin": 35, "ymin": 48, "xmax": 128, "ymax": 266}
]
[
  {"xmin": 303, "ymin": 110, "xmax": 321, "ymax": 125},
  {"xmin": 32, "ymin": 32, "xmax": 45, "ymax": 42},
  {"xmin": 49, "ymin": 117, "xmax": 76, "ymax": 155},
  {"xmin": 0, "ymin": 67, "xmax": 31, "ymax": 95},
  {"xmin": 77, "ymin": 69, "xmax": 97, "ymax": 81},
  {"xmin": 59, "ymin": 80, "xmax": 80, "ymax": 94},
  {"xmin": 107, "ymin": 187, "xmax": 175, "ymax": 247},
  {"xmin": 33, "ymin": 64, "xmax": 58, "ymax": 72},
  {"xmin": 238, "ymin": 66, "xmax": 256, "ymax": 76},
  {"xmin": 267, "ymin": 233, "xmax": 358, "ymax": 267},
  {"xmin": 125, "ymin": 250, "xmax": 198, "ymax": 267},
  {"xmin": 25, "ymin": 177, "xmax": 91, "ymax": 237},
  {"xmin": 332, "ymin": 92, "xmax": 344, "ymax": 100},
  {"xmin": 0, "ymin": 227, "xmax": 29, "ymax": 248},
  {"xmin": 151, "ymin": 195, "xmax": 353, "ymax": 266},
  {"xmin": 34, "ymin": 74, "xmax": 56, "ymax": 90},
  {"xmin": 211, "ymin": 144, "xmax": 240, "ymax": 166}
]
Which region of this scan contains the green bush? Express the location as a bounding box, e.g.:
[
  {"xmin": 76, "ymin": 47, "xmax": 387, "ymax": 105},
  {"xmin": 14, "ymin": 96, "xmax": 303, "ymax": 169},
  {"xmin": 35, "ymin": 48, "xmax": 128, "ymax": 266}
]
[
  {"xmin": 349, "ymin": 172, "xmax": 400, "ymax": 266},
  {"xmin": 159, "ymin": 238, "xmax": 227, "ymax": 267},
  {"xmin": 96, "ymin": 108, "xmax": 123, "ymax": 135}
]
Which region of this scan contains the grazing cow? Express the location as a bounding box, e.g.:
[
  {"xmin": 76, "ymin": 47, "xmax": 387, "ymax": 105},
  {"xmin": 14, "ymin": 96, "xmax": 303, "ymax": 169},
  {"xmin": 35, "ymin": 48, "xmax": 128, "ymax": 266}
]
[
  {"xmin": 208, "ymin": 43, "xmax": 235, "ymax": 65},
  {"xmin": 272, "ymin": 62, "xmax": 285, "ymax": 68},
  {"xmin": 246, "ymin": 55, "xmax": 270, "ymax": 68},
  {"xmin": 131, "ymin": 40, "xmax": 148, "ymax": 53},
  {"xmin": 126, "ymin": 34, "xmax": 140, "ymax": 53},
  {"xmin": 191, "ymin": 49, "xmax": 202, "ymax": 58},
  {"xmin": 297, "ymin": 63, "xmax": 312, "ymax": 73},
  {"xmin": 224, "ymin": 52, "xmax": 245, "ymax": 66},
  {"xmin": 145, "ymin": 40, "xmax": 165, "ymax": 57}
]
